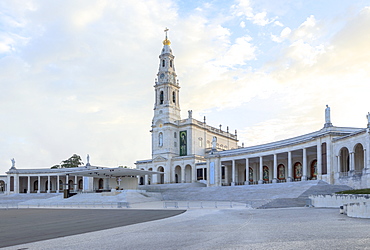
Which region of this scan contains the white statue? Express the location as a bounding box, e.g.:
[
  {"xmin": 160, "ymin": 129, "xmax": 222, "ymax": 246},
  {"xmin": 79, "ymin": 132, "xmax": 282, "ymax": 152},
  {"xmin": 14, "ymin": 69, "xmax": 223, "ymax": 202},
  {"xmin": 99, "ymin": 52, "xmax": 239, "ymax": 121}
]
[
  {"xmin": 325, "ymin": 105, "xmax": 331, "ymax": 124},
  {"xmin": 212, "ymin": 136, "xmax": 217, "ymax": 149},
  {"xmin": 11, "ymin": 158, "xmax": 15, "ymax": 168},
  {"xmin": 188, "ymin": 110, "xmax": 193, "ymax": 119},
  {"xmin": 87, "ymin": 154, "xmax": 90, "ymax": 164},
  {"xmin": 367, "ymin": 112, "xmax": 370, "ymax": 125}
]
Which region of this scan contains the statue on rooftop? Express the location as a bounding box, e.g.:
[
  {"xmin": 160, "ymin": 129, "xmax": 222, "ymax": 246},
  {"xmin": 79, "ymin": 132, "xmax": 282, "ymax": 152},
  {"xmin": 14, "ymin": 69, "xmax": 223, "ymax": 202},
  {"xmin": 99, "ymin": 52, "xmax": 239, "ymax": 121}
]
[
  {"xmin": 10, "ymin": 158, "xmax": 15, "ymax": 169},
  {"xmin": 367, "ymin": 112, "xmax": 370, "ymax": 127},
  {"xmin": 324, "ymin": 105, "xmax": 333, "ymax": 128},
  {"xmin": 212, "ymin": 136, "xmax": 217, "ymax": 150},
  {"xmin": 325, "ymin": 105, "xmax": 331, "ymax": 124}
]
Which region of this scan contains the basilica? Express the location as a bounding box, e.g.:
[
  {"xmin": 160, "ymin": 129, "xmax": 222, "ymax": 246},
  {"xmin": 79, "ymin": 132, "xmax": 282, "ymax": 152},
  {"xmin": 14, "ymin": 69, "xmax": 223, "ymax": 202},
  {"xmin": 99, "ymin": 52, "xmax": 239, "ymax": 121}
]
[
  {"xmin": 135, "ymin": 30, "xmax": 370, "ymax": 190},
  {"xmin": 1, "ymin": 30, "xmax": 370, "ymax": 194}
]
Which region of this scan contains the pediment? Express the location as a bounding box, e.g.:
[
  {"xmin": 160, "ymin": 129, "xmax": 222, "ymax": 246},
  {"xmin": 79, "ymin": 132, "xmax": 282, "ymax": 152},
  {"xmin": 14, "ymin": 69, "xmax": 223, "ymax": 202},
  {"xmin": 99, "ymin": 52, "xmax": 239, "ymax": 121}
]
[{"xmin": 153, "ymin": 156, "xmax": 167, "ymax": 162}]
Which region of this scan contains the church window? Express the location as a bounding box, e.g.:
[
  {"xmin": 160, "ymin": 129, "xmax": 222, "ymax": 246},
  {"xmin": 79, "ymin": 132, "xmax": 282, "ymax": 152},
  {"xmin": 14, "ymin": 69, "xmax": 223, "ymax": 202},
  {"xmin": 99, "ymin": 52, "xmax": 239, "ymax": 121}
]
[
  {"xmin": 174, "ymin": 132, "xmax": 177, "ymax": 138},
  {"xmin": 160, "ymin": 91, "xmax": 164, "ymax": 104},
  {"xmin": 199, "ymin": 138, "xmax": 203, "ymax": 147},
  {"xmin": 162, "ymin": 60, "xmax": 165, "ymax": 67},
  {"xmin": 170, "ymin": 60, "xmax": 173, "ymax": 67},
  {"xmin": 172, "ymin": 91, "xmax": 176, "ymax": 103},
  {"xmin": 159, "ymin": 132, "xmax": 163, "ymax": 147}
]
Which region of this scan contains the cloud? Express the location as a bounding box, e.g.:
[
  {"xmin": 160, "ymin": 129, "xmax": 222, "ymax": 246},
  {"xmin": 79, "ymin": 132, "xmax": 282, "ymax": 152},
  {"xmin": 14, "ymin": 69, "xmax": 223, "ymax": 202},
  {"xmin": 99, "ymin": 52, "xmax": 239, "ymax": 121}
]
[{"xmin": 231, "ymin": 0, "xmax": 275, "ymax": 26}]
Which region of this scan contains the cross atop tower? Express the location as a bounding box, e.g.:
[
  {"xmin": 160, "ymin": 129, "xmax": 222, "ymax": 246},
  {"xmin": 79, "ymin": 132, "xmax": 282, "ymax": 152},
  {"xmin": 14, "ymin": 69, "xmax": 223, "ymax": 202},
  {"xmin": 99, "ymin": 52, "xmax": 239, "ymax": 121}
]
[{"xmin": 163, "ymin": 27, "xmax": 171, "ymax": 45}]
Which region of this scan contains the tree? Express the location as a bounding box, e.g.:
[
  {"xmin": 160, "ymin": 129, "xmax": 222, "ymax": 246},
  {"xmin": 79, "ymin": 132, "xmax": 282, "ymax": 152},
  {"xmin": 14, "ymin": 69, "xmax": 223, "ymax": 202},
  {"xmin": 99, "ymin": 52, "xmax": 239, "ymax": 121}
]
[{"xmin": 51, "ymin": 154, "xmax": 84, "ymax": 169}]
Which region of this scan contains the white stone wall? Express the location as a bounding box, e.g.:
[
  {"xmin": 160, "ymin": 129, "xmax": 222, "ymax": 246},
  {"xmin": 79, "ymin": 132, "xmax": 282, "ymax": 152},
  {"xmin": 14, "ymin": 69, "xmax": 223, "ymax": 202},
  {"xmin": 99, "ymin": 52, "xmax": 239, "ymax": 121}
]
[{"xmin": 310, "ymin": 194, "xmax": 370, "ymax": 208}]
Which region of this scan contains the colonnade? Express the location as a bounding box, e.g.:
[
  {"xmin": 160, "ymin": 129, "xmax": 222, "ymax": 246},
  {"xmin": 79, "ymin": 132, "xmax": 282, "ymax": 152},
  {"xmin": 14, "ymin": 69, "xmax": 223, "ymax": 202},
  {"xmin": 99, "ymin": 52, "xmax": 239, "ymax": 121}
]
[
  {"xmin": 6, "ymin": 174, "xmax": 82, "ymax": 194},
  {"xmin": 208, "ymin": 142, "xmax": 328, "ymax": 187}
]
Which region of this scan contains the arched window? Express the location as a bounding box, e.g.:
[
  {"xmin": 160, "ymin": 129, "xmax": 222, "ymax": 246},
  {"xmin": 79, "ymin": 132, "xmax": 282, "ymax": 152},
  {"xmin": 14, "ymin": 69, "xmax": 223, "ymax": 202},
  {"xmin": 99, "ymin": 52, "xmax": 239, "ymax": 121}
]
[
  {"xmin": 98, "ymin": 179, "xmax": 104, "ymax": 189},
  {"xmin": 172, "ymin": 91, "xmax": 176, "ymax": 103},
  {"xmin": 160, "ymin": 91, "xmax": 164, "ymax": 104},
  {"xmin": 159, "ymin": 132, "xmax": 163, "ymax": 147},
  {"xmin": 162, "ymin": 60, "xmax": 165, "ymax": 67},
  {"xmin": 174, "ymin": 132, "xmax": 177, "ymax": 138},
  {"xmin": 170, "ymin": 60, "xmax": 173, "ymax": 67}
]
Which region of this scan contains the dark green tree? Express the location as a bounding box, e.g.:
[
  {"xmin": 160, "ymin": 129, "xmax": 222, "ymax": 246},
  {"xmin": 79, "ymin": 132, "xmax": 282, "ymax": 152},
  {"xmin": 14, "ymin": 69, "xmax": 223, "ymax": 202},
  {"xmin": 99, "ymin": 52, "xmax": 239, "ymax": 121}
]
[{"xmin": 51, "ymin": 154, "xmax": 84, "ymax": 169}]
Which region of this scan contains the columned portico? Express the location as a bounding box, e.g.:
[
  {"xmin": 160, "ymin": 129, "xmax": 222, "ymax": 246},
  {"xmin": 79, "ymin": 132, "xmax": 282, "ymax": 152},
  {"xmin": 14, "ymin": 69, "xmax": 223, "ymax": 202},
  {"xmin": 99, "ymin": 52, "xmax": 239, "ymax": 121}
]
[
  {"xmin": 57, "ymin": 175, "xmax": 60, "ymax": 193},
  {"xmin": 245, "ymin": 158, "xmax": 249, "ymax": 185},
  {"xmin": 302, "ymin": 148, "xmax": 307, "ymax": 181},
  {"xmin": 258, "ymin": 156, "xmax": 263, "ymax": 184},
  {"xmin": 272, "ymin": 154, "xmax": 277, "ymax": 183},
  {"xmin": 27, "ymin": 176, "xmax": 30, "ymax": 194},
  {"xmin": 37, "ymin": 176, "xmax": 41, "ymax": 193},
  {"xmin": 231, "ymin": 160, "xmax": 235, "ymax": 186},
  {"xmin": 317, "ymin": 142, "xmax": 322, "ymax": 178},
  {"xmin": 288, "ymin": 151, "xmax": 292, "ymax": 182}
]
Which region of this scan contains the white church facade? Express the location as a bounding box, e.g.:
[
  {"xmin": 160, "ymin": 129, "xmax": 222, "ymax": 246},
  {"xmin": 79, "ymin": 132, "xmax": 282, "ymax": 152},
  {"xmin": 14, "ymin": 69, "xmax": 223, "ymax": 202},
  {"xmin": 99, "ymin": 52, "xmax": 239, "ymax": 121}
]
[
  {"xmin": 2, "ymin": 30, "xmax": 370, "ymax": 194},
  {"xmin": 135, "ymin": 30, "xmax": 370, "ymax": 190}
]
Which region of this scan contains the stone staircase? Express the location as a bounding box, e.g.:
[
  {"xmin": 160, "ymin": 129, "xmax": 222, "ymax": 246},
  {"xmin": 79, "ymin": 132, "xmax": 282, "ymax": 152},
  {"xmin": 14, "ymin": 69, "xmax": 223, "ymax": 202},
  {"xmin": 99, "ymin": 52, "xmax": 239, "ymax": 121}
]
[{"xmin": 141, "ymin": 180, "xmax": 351, "ymax": 209}]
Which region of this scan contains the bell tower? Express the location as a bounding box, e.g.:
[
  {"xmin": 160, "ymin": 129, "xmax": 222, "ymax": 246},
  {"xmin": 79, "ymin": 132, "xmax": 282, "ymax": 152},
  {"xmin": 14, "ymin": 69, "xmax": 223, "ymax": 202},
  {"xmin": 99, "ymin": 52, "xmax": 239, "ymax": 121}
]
[
  {"xmin": 153, "ymin": 28, "xmax": 181, "ymax": 124},
  {"xmin": 152, "ymin": 28, "xmax": 181, "ymax": 158}
]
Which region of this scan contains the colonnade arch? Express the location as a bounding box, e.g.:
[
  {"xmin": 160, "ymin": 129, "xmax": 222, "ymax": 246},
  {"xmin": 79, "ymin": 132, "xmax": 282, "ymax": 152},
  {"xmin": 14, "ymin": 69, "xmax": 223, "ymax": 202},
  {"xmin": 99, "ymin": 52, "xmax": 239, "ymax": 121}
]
[
  {"xmin": 185, "ymin": 165, "xmax": 192, "ymax": 183},
  {"xmin": 174, "ymin": 165, "xmax": 181, "ymax": 183},
  {"xmin": 354, "ymin": 143, "xmax": 364, "ymax": 172},
  {"xmin": 157, "ymin": 166, "xmax": 165, "ymax": 184},
  {"xmin": 339, "ymin": 147, "xmax": 350, "ymax": 173}
]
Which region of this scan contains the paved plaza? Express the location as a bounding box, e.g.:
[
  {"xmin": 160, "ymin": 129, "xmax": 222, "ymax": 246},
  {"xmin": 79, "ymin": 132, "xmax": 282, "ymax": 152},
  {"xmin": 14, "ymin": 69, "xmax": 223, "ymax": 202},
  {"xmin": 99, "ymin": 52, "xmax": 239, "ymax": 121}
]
[{"xmin": 2, "ymin": 207, "xmax": 370, "ymax": 250}]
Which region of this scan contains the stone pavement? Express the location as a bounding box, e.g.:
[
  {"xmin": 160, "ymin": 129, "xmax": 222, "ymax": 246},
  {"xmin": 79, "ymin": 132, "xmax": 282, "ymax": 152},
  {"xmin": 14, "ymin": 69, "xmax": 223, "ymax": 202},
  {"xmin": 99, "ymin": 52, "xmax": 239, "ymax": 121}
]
[{"xmin": 4, "ymin": 207, "xmax": 370, "ymax": 250}]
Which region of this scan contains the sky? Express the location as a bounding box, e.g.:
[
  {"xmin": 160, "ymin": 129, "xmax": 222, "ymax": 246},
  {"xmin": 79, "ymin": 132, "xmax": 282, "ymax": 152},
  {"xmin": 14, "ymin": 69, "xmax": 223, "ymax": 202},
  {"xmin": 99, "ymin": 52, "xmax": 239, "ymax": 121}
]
[{"xmin": 1, "ymin": 0, "xmax": 370, "ymax": 173}]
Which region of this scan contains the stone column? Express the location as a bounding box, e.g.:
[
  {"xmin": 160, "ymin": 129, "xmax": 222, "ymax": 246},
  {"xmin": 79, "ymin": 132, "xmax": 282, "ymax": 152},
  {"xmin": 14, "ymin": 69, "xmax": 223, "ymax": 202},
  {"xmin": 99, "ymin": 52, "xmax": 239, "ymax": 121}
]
[
  {"xmin": 104, "ymin": 178, "xmax": 109, "ymax": 190},
  {"xmin": 57, "ymin": 175, "xmax": 60, "ymax": 193},
  {"xmin": 224, "ymin": 164, "xmax": 229, "ymax": 185},
  {"xmin": 337, "ymin": 155, "xmax": 341, "ymax": 173},
  {"xmin": 74, "ymin": 176, "xmax": 78, "ymax": 191},
  {"xmin": 302, "ymin": 148, "xmax": 307, "ymax": 181},
  {"xmin": 202, "ymin": 168, "xmax": 205, "ymax": 180},
  {"xmin": 317, "ymin": 142, "xmax": 322, "ymax": 178},
  {"xmin": 231, "ymin": 160, "xmax": 236, "ymax": 186},
  {"xmin": 258, "ymin": 156, "xmax": 263, "ymax": 184},
  {"xmin": 27, "ymin": 176, "xmax": 30, "ymax": 194},
  {"xmin": 364, "ymin": 149, "xmax": 367, "ymax": 173},
  {"xmin": 7, "ymin": 175, "xmax": 11, "ymax": 194},
  {"xmin": 273, "ymin": 154, "xmax": 278, "ymax": 183},
  {"xmin": 288, "ymin": 151, "xmax": 292, "ymax": 182},
  {"xmin": 245, "ymin": 158, "xmax": 249, "ymax": 185},
  {"xmin": 66, "ymin": 175, "xmax": 69, "ymax": 190},
  {"xmin": 144, "ymin": 175, "xmax": 149, "ymax": 185},
  {"xmin": 192, "ymin": 165, "xmax": 197, "ymax": 183},
  {"xmin": 181, "ymin": 166, "xmax": 185, "ymax": 183},
  {"xmin": 37, "ymin": 176, "xmax": 41, "ymax": 193},
  {"xmin": 350, "ymin": 152, "xmax": 355, "ymax": 171},
  {"xmin": 14, "ymin": 174, "xmax": 19, "ymax": 194},
  {"xmin": 47, "ymin": 176, "xmax": 50, "ymax": 193}
]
